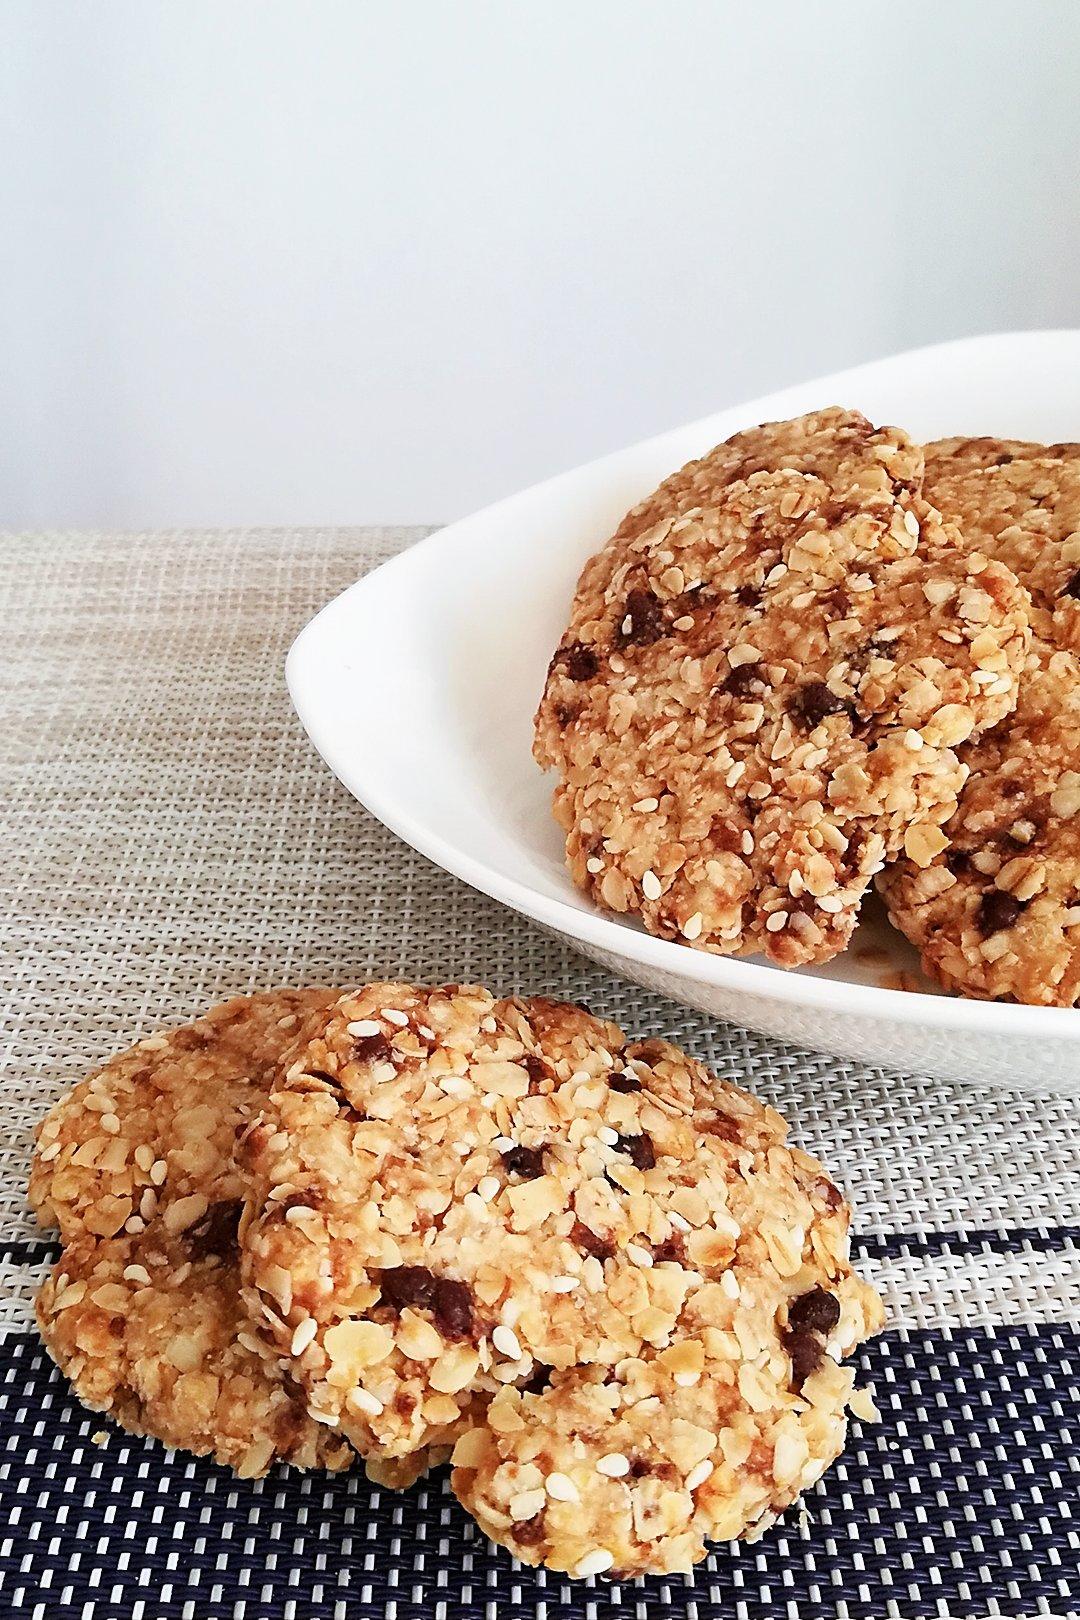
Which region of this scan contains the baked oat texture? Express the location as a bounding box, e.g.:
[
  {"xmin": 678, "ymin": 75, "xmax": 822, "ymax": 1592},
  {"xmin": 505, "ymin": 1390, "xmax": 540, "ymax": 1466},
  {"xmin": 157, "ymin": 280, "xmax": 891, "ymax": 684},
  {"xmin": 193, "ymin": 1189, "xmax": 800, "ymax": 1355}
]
[
  {"xmin": 533, "ymin": 409, "xmax": 1029, "ymax": 967},
  {"xmin": 241, "ymin": 983, "xmax": 884, "ymax": 1575},
  {"xmin": 925, "ymin": 437, "xmax": 1080, "ymax": 654},
  {"xmin": 876, "ymin": 438, "xmax": 1080, "ymax": 1005},
  {"xmin": 878, "ymin": 637, "xmax": 1080, "ymax": 1006},
  {"xmin": 33, "ymin": 989, "xmax": 359, "ymax": 1475}
]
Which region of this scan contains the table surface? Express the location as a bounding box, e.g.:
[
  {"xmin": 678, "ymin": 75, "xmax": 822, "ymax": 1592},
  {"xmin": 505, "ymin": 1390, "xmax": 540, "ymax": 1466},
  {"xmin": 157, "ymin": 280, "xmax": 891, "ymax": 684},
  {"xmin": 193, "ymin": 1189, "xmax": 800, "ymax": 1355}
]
[{"xmin": 0, "ymin": 527, "xmax": 1077, "ymax": 1620}]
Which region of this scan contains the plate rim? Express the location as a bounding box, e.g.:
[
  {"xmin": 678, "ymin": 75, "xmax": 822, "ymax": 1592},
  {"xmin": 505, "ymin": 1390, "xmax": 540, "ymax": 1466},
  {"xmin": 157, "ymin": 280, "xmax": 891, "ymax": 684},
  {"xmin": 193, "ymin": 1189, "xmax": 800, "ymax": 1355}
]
[{"xmin": 288, "ymin": 329, "xmax": 1080, "ymax": 1045}]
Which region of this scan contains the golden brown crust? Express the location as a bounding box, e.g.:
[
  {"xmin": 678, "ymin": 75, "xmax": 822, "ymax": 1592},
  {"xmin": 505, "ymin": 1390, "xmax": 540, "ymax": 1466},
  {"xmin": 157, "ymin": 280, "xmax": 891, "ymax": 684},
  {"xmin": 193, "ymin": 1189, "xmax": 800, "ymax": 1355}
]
[
  {"xmin": 241, "ymin": 982, "xmax": 883, "ymax": 1573},
  {"xmin": 30, "ymin": 989, "xmax": 337, "ymax": 1242},
  {"xmin": 534, "ymin": 410, "xmax": 1029, "ymax": 967},
  {"xmin": 924, "ymin": 438, "xmax": 1080, "ymax": 655},
  {"xmin": 32, "ymin": 990, "xmax": 360, "ymax": 1475},
  {"xmin": 878, "ymin": 639, "xmax": 1080, "ymax": 1005}
]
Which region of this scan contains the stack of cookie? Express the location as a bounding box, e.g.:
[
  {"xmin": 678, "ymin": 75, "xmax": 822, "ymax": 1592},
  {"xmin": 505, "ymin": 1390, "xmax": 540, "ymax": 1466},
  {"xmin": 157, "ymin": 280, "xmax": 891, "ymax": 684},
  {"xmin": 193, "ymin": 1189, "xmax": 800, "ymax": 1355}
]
[
  {"xmin": 32, "ymin": 983, "xmax": 884, "ymax": 1578},
  {"xmin": 535, "ymin": 410, "xmax": 1080, "ymax": 1005}
]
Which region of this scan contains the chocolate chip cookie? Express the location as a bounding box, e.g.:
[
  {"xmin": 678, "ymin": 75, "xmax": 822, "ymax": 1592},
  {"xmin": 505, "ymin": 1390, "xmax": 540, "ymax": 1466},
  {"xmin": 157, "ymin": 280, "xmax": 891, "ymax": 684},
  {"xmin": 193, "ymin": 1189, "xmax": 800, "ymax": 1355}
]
[
  {"xmin": 240, "ymin": 981, "xmax": 883, "ymax": 1572},
  {"xmin": 534, "ymin": 409, "xmax": 1029, "ymax": 966}
]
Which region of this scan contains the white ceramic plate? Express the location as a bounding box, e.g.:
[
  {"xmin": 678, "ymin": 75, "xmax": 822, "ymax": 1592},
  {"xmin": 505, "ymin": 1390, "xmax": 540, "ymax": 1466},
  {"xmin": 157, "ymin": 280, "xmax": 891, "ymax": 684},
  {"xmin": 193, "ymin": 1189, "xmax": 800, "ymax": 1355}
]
[{"xmin": 289, "ymin": 331, "xmax": 1080, "ymax": 1091}]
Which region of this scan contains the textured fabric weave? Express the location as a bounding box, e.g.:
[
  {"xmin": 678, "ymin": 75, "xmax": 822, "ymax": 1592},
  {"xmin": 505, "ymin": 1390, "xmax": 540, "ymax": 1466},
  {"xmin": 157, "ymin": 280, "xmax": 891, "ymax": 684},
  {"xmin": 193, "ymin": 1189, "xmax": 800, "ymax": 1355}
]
[{"xmin": 0, "ymin": 527, "xmax": 1076, "ymax": 1619}]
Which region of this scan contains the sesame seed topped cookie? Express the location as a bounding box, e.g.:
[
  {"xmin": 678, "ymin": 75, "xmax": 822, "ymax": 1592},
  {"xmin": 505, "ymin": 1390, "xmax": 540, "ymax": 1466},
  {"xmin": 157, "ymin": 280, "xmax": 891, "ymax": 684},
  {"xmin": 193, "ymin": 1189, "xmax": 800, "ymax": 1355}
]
[
  {"xmin": 534, "ymin": 409, "xmax": 1029, "ymax": 967},
  {"xmin": 33, "ymin": 990, "xmax": 360, "ymax": 1476},
  {"xmin": 31, "ymin": 989, "xmax": 337, "ymax": 1245},
  {"xmin": 925, "ymin": 437, "xmax": 1080, "ymax": 654},
  {"xmin": 878, "ymin": 639, "xmax": 1080, "ymax": 1005},
  {"xmin": 240, "ymin": 981, "xmax": 883, "ymax": 1565},
  {"xmin": 876, "ymin": 438, "xmax": 1080, "ymax": 1005}
]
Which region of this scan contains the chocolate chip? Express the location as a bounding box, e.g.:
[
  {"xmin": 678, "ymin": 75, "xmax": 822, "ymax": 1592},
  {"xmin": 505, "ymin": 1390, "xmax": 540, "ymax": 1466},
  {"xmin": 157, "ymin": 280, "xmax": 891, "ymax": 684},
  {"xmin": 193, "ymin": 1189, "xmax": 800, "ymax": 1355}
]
[
  {"xmin": 554, "ymin": 702, "xmax": 577, "ymax": 729},
  {"xmin": 976, "ymin": 888, "xmax": 1027, "ymax": 936},
  {"xmin": 187, "ymin": 1199, "xmax": 243, "ymax": 1261},
  {"xmin": 501, "ymin": 1145, "xmax": 545, "ymax": 1179},
  {"xmin": 627, "ymin": 1456, "xmax": 651, "ymax": 1478},
  {"xmin": 615, "ymin": 588, "xmax": 667, "ymax": 647},
  {"xmin": 735, "ymin": 584, "xmax": 761, "ymax": 607},
  {"xmin": 522, "ymin": 1053, "xmax": 549, "ymax": 1089},
  {"xmin": 652, "ymin": 1234, "xmax": 685, "ymax": 1265},
  {"xmin": 787, "ymin": 1287, "xmax": 841, "ymax": 1333},
  {"xmin": 945, "ymin": 847, "xmax": 972, "ymax": 875},
  {"xmin": 1061, "ymin": 569, "xmax": 1080, "ymax": 601},
  {"xmin": 570, "ymin": 1220, "xmax": 614, "ymax": 1262},
  {"xmin": 352, "ymin": 1032, "xmax": 392, "ymax": 1064},
  {"xmin": 523, "ymin": 1364, "xmax": 553, "ymax": 1395},
  {"xmin": 608, "ymin": 1071, "xmax": 641, "ymax": 1093},
  {"xmin": 615, "ymin": 1132, "xmax": 655, "ymax": 1170},
  {"xmin": 791, "ymin": 681, "xmax": 853, "ymax": 730},
  {"xmin": 721, "ymin": 664, "xmax": 761, "ymax": 698},
  {"xmin": 377, "ymin": 1266, "xmax": 474, "ymax": 1339},
  {"xmin": 784, "ymin": 1327, "xmax": 824, "ymax": 1390},
  {"xmin": 554, "ymin": 641, "xmax": 599, "ymax": 681}
]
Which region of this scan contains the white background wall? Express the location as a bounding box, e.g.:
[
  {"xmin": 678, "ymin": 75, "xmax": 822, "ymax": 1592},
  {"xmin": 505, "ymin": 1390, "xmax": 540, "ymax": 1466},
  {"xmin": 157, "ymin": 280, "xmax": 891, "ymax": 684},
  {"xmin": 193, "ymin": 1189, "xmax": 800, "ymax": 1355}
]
[{"xmin": 3, "ymin": 0, "xmax": 1079, "ymax": 530}]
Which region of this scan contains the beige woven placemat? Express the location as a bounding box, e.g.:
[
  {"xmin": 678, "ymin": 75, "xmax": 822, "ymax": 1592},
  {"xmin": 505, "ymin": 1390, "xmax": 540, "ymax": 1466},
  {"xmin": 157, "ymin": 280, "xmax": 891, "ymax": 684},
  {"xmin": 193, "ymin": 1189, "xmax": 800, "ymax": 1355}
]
[{"xmin": 0, "ymin": 527, "xmax": 1077, "ymax": 1620}]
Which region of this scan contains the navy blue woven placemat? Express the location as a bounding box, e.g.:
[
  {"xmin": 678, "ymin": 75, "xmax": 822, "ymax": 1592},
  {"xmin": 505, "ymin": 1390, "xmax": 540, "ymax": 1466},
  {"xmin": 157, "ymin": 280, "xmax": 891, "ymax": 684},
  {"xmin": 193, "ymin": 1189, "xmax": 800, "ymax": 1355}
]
[{"xmin": 1, "ymin": 1316, "xmax": 1076, "ymax": 1620}]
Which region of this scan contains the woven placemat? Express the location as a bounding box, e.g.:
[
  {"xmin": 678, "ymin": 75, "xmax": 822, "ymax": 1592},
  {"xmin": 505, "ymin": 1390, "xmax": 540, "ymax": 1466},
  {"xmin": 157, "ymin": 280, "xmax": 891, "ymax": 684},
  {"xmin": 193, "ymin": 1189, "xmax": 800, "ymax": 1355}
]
[{"xmin": 0, "ymin": 527, "xmax": 1077, "ymax": 1620}]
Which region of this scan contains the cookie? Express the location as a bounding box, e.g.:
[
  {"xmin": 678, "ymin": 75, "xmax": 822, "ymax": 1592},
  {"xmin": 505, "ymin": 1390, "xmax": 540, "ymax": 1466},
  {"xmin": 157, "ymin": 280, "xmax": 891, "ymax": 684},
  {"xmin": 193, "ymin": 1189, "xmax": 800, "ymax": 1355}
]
[
  {"xmin": 33, "ymin": 990, "xmax": 360, "ymax": 1475},
  {"xmin": 534, "ymin": 409, "xmax": 1029, "ymax": 967},
  {"xmin": 31, "ymin": 989, "xmax": 337, "ymax": 1244},
  {"xmin": 452, "ymin": 1310, "xmax": 878, "ymax": 1578},
  {"xmin": 925, "ymin": 437, "xmax": 1080, "ymax": 653},
  {"xmin": 241, "ymin": 981, "xmax": 883, "ymax": 1564},
  {"xmin": 878, "ymin": 640, "xmax": 1080, "ymax": 1005}
]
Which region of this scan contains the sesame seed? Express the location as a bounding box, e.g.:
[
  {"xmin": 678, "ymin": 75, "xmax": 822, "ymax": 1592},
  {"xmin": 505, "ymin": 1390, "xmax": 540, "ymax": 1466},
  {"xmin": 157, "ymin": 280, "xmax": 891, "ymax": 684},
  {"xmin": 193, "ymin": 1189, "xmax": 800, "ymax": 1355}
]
[
  {"xmin": 575, "ymin": 1550, "xmax": 615, "ymax": 1579},
  {"xmin": 381, "ymin": 1008, "xmax": 410, "ymax": 1027},
  {"xmin": 492, "ymin": 1324, "xmax": 523, "ymax": 1360},
  {"xmin": 122, "ymin": 1265, "xmax": 151, "ymax": 1286},
  {"xmin": 307, "ymin": 1407, "xmax": 339, "ymax": 1427},
  {"xmin": 123, "ymin": 1216, "xmax": 145, "ymax": 1235},
  {"xmin": 439, "ymin": 1075, "xmax": 472, "ymax": 1097},
  {"xmin": 903, "ymin": 729, "xmax": 924, "ymax": 752},
  {"xmin": 551, "ymin": 1275, "xmax": 580, "ymax": 1292},
  {"xmin": 477, "ymin": 1175, "xmax": 501, "ymax": 1202},
  {"xmin": 903, "ymin": 508, "xmax": 920, "ymax": 538},
  {"xmin": 741, "ymin": 830, "xmax": 755, "ymax": 855},
  {"xmin": 149, "ymin": 1159, "xmax": 167, "ymax": 1186},
  {"xmin": 348, "ymin": 1019, "xmax": 382, "ymax": 1038},
  {"xmin": 481, "ymin": 1016, "xmax": 498, "ymax": 1033},
  {"xmin": 545, "ymin": 1472, "xmax": 580, "ymax": 1502},
  {"xmin": 720, "ymin": 1270, "xmax": 740, "ymax": 1298},
  {"xmin": 596, "ymin": 1453, "xmax": 630, "ymax": 1477},
  {"xmin": 641, "ymin": 870, "xmax": 662, "ymax": 901},
  {"xmin": 290, "ymin": 1317, "xmax": 318, "ymax": 1356},
  {"xmin": 586, "ymin": 856, "xmax": 604, "ymax": 874},
  {"xmin": 668, "ymin": 1211, "xmax": 691, "ymax": 1233},
  {"xmin": 626, "ymin": 1242, "xmax": 653, "ymax": 1268},
  {"xmin": 681, "ymin": 912, "xmax": 703, "ymax": 941},
  {"xmin": 673, "ymin": 614, "xmax": 694, "ymax": 631},
  {"xmin": 418, "ymin": 1025, "xmax": 436, "ymax": 1040},
  {"xmin": 347, "ymin": 1387, "xmax": 385, "ymax": 1417},
  {"xmin": 100, "ymin": 1112, "xmax": 121, "ymax": 1135},
  {"xmin": 765, "ymin": 910, "xmax": 789, "ymax": 932},
  {"xmin": 492, "ymin": 1136, "xmax": 516, "ymax": 1152},
  {"xmin": 597, "ymin": 1126, "xmax": 619, "ymax": 1146},
  {"xmin": 621, "ymin": 615, "xmax": 633, "ymax": 635},
  {"xmin": 685, "ymin": 1459, "xmax": 714, "ymax": 1490},
  {"xmin": 632, "ymin": 797, "xmax": 659, "ymax": 814}
]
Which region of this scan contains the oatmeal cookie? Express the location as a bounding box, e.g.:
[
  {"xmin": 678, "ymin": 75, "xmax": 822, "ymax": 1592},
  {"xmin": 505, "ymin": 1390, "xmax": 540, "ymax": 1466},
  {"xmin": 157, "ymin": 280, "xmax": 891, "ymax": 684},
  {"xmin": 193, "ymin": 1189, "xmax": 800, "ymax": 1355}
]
[
  {"xmin": 534, "ymin": 409, "xmax": 1029, "ymax": 967},
  {"xmin": 925, "ymin": 436, "xmax": 1080, "ymax": 653},
  {"xmin": 33, "ymin": 990, "xmax": 363, "ymax": 1475},
  {"xmin": 31, "ymin": 990, "xmax": 337, "ymax": 1244},
  {"xmin": 241, "ymin": 981, "xmax": 883, "ymax": 1549},
  {"xmin": 878, "ymin": 639, "xmax": 1080, "ymax": 1005}
]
